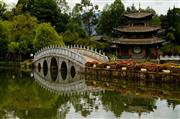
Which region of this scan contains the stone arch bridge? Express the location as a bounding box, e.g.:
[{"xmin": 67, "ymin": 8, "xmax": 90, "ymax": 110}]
[{"xmin": 33, "ymin": 45, "xmax": 109, "ymax": 82}]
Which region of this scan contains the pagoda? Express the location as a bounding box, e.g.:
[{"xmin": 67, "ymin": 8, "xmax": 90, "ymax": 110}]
[{"xmin": 111, "ymin": 12, "xmax": 164, "ymax": 59}]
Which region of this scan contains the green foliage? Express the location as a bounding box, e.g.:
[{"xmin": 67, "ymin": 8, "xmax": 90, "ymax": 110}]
[
  {"xmin": 17, "ymin": 0, "xmax": 70, "ymax": 33},
  {"xmin": 150, "ymin": 15, "xmax": 161, "ymax": 26},
  {"xmin": 33, "ymin": 23, "xmax": 64, "ymax": 50},
  {"xmin": 0, "ymin": 21, "xmax": 10, "ymax": 53},
  {"xmin": 72, "ymin": 0, "xmax": 99, "ymax": 35},
  {"xmin": 66, "ymin": 18, "xmax": 87, "ymax": 38},
  {"xmin": 55, "ymin": 0, "xmax": 69, "ymax": 13},
  {"xmin": 9, "ymin": 14, "xmax": 38, "ymax": 56},
  {"xmin": 166, "ymin": 32, "xmax": 175, "ymax": 41},
  {"xmin": 8, "ymin": 42, "xmax": 19, "ymax": 53},
  {"xmin": 10, "ymin": 14, "xmax": 38, "ymax": 42},
  {"xmin": 161, "ymin": 7, "xmax": 180, "ymax": 44},
  {"xmin": 63, "ymin": 31, "xmax": 80, "ymax": 44},
  {"xmin": 126, "ymin": 4, "xmax": 137, "ymax": 13},
  {"xmin": 0, "ymin": 1, "xmax": 6, "ymax": 19},
  {"xmin": 161, "ymin": 44, "xmax": 180, "ymax": 55},
  {"xmin": 97, "ymin": 0, "xmax": 126, "ymax": 35},
  {"xmin": 63, "ymin": 30, "xmax": 107, "ymax": 50}
]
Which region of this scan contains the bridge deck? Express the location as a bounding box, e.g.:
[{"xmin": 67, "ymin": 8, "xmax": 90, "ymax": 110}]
[{"xmin": 84, "ymin": 56, "xmax": 101, "ymax": 63}]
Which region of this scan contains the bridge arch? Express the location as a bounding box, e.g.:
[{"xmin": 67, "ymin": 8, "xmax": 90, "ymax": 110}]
[
  {"xmin": 38, "ymin": 63, "xmax": 41, "ymax": 72},
  {"xmin": 43, "ymin": 60, "xmax": 48, "ymax": 77},
  {"xmin": 50, "ymin": 57, "xmax": 58, "ymax": 82},
  {"xmin": 70, "ymin": 66, "xmax": 76, "ymax": 78}
]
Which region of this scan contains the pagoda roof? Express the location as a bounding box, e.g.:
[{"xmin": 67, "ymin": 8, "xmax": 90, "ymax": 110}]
[
  {"xmin": 115, "ymin": 26, "xmax": 160, "ymax": 33},
  {"xmin": 110, "ymin": 37, "xmax": 164, "ymax": 45},
  {"xmin": 123, "ymin": 12, "xmax": 153, "ymax": 19}
]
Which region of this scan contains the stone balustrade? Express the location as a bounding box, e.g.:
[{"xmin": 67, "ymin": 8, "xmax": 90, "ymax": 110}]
[
  {"xmin": 34, "ymin": 45, "xmax": 86, "ymax": 67},
  {"xmin": 69, "ymin": 44, "xmax": 109, "ymax": 62},
  {"xmin": 160, "ymin": 55, "xmax": 180, "ymax": 60},
  {"xmin": 34, "ymin": 45, "xmax": 109, "ymax": 68}
]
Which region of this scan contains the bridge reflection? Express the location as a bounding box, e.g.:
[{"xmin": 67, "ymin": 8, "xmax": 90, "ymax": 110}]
[{"xmin": 33, "ymin": 67, "xmax": 104, "ymax": 95}]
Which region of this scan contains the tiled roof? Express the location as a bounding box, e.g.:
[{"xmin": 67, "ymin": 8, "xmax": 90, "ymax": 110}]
[
  {"xmin": 115, "ymin": 26, "xmax": 160, "ymax": 33},
  {"xmin": 123, "ymin": 12, "xmax": 153, "ymax": 19},
  {"xmin": 110, "ymin": 37, "xmax": 164, "ymax": 45}
]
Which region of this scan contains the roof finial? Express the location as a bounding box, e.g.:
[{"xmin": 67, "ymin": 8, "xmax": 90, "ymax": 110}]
[{"xmin": 139, "ymin": 2, "xmax": 141, "ymax": 12}]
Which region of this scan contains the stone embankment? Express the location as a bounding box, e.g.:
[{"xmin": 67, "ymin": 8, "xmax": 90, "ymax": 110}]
[{"xmin": 85, "ymin": 61, "xmax": 180, "ymax": 83}]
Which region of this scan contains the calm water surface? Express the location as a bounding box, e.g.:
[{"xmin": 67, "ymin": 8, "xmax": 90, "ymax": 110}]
[{"xmin": 0, "ymin": 67, "xmax": 179, "ymax": 119}]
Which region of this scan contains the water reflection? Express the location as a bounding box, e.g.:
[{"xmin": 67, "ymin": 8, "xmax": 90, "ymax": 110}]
[
  {"xmin": 61, "ymin": 61, "xmax": 68, "ymax": 80},
  {"xmin": 50, "ymin": 57, "xmax": 58, "ymax": 81},
  {"xmin": 34, "ymin": 67, "xmax": 104, "ymax": 95},
  {"xmin": 0, "ymin": 67, "xmax": 179, "ymax": 119},
  {"xmin": 43, "ymin": 60, "xmax": 48, "ymax": 76}
]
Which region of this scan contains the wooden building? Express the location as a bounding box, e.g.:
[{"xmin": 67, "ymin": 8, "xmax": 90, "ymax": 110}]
[{"xmin": 110, "ymin": 12, "xmax": 164, "ymax": 59}]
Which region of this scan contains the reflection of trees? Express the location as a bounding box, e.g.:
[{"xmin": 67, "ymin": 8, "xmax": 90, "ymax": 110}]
[
  {"xmin": 69, "ymin": 93, "xmax": 101, "ymax": 118},
  {"xmin": 0, "ymin": 68, "xmax": 179, "ymax": 118},
  {"xmin": 101, "ymin": 91, "xmax": 157, "ymax": 118},
  {"xmin": 54, "ymin": 96, "xmax": 70, "ymax": 119},
  {"xmin": 125, "ymin": 95, "xmax": 157, "ymax": 113},
  {"xmin": 0, "ymin": 68, "xmax": 102, "ymax": 118},
  {"xmin": 167, "ymin": 100, "xmax": 180, "ymax": 110},
  {"xmin": 0, "ymin": 68, "xmax": 64, "ymax": 119},
  {"xmin": 101, "ymin": 91, "xmax": 125, "ymax": 118}
]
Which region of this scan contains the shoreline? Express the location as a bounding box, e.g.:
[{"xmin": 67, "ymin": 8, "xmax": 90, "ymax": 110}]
[{"xmin": 84, "ymin": 66, "xmax": 180, "ymax": 83}]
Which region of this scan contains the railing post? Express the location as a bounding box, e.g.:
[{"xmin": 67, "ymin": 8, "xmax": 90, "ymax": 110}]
[{"xmin": 95, "ymin": 49, "xmax": 97, "ymax": 53}]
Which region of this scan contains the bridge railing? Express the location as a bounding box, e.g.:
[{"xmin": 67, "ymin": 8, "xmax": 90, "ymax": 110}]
[
  {"xmin": 68, "ymin": 44, "xmax": 109, "ymax": 62},
  {"xmin": 34, "ymin": 45, "xmax": 86, "ymax": 67},
  {"xmin": 160, "ymin": 55, "xmax": 180, "ymax": 61}
]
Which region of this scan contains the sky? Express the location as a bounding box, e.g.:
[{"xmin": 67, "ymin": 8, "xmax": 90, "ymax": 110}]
[{"xmin": 2, "ymin": 0, "xmax": 180, "ymax": 15}]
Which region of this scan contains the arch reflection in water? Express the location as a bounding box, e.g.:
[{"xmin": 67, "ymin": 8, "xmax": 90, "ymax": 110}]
[
  {"xmin": 61, "ymin": 61, "xmax": 67, "ymax": 80},
  {"xmin": 50, "ymin": 57, "xmax": 58, "ymax": 81},
  {"xmin": 33, "ymin": 69, "xmax": 104, "ymax": 95},
  {"xmin": 70, "ymin": 66, "xmax": 76, "ymax": 78},
  {"xmin": 43, "ymin": 60, "xmax": 48, "ymax": 76}
]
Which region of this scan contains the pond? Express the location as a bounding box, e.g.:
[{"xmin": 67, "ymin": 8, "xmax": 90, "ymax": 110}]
[{"xmin": 0, "ymin": 67, "xmax": 179, "ymax": 119}]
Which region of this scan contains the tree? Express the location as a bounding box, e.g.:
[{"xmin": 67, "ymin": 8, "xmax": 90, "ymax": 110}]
[
  {"xmin": 63, "ymin": 30, "xmax": 80, "ymax": 45},
  {"xmin": 8, "ymin": 42, "xmax": 19, "ymax": 54},
  {"xmin": 0, "ymin": 1, "xmax": 6, "ymax": 19},
  {"xmin": 161, "ymin": 7, "xmax": 180, "ymax": 44},
  {"xmin": 33, "ymin": 23, "xmax": 64, "ymax": 50},
  {"xmin": 16, "ymin": 0, "xmax": 70, "ymax": 33},
  {"xmin": 55, "ymin": 0, "xmax": 69, "ymax": 13},
  {"xmin": 97, "ymin": 0, "xmax": 126, "ymax": 35},
  {"xmin": 0, "ymin": 21, "xmax": 10, "ymax": 59},
  {"xmin": 72, "ymin": 0, "xmax": 99, "ymax": 35},
  {"xmin": 150, "ymin": 15, "xmax": 161, "ymax": 26},
  {"xmin": 126, "ymin": 4, "xmax": 137, "ymax": 13},
  {"xmin": 8, "ymin": 14, "xmax": 38, "ymax": 59},
  {"xmin": 161, "ymin": 44, "xmax": 180, "ymax": 55},
  {"xmin": 65, "ymin": 17, "xmax": 87, "ymax": 38}
]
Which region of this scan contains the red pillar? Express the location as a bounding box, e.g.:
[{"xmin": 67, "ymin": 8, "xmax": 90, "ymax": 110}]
[
  {"xmin": 142, "ymin": 47, "xmax": 146, "ymax": 58},
  {"xmin": 128, "ymin": 48, "xmax": 132, "ymax": 58}
]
